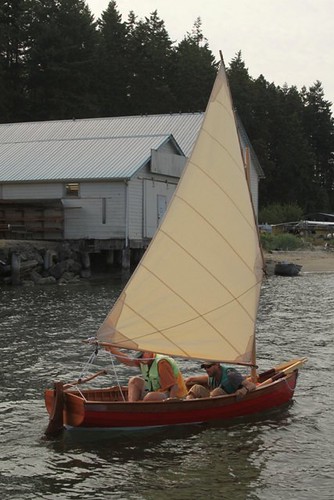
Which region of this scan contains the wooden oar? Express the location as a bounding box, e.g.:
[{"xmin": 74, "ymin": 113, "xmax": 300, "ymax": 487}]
[
  {"xmin": 257, "ymin": 357, "xmax": 307, "ymax": 383},
  {"xmin": 63, "ymin": 369, "xmax": 107, "ymax": 389},
  {"xmin": 257, "ymin": 357, "xmax": 308, "ymax": 387}
]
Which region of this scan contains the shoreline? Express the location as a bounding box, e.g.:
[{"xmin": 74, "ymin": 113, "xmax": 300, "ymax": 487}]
[
  {"xmin": 1, "ymin": 241, "xmax": 334, "ymax": 284},
  {"xmin": 264, "ymin": 248, "xmax": 334, "ymax": 273}
]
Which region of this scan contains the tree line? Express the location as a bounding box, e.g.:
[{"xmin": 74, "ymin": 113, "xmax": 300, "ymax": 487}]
[
  {"xmin": 1, "ymin": 0, "xmax": 333, "ymax": 215},
  {"xmin": 227, "ymin": 53, "xmax": 334, "ymax": 217}
]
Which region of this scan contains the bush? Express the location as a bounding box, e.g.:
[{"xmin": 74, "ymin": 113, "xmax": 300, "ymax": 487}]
[
  {"xmin": 260, "ymin": 232, "xmax": 305, "ymax": 251},
  {"xmin": 259, "ymin": 203, "xmax": 303, "ymax": 225}
]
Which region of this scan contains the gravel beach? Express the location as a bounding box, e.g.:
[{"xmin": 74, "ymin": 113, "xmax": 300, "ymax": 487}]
[{"xmin": 264, "ymin": 248, "xmax": 334, "ymax": 273}]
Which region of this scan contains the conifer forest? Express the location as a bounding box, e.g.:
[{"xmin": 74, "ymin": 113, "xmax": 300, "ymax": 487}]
[{"xmin": 1, "ymin": 0, "xmax": 334, "ymax": 212}]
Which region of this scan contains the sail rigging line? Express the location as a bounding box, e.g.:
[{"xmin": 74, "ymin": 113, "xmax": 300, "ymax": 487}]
[
  {"xmin": 107, "ymin": 352, "xmax": 126, "ymax": 401},
  {"xmin": 75, "ymin": 385, "xmax": 87, "ymax": 402},
  {"xmin": 79, "ymin": 345, "xmax": 99, "ymax": 380}
]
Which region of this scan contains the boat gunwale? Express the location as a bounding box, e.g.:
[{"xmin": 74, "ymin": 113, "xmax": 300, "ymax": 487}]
[
  {"xmin": 59, "ymin": 371, "xmax": 298, "ymax": 408},
  {"xmin": 44, "ymin": 369, "xmax": 301, "ymax": 431}
]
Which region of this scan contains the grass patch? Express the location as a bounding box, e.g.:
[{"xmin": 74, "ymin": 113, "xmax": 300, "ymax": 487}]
[{"xmin": 260, "ymin": 233, "xmax": 307, "ymax": 251}]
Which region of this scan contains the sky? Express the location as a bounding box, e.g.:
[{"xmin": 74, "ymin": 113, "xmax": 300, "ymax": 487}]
[{"xmin": 87, "ymin": 0, "xmax": 334, "ymax": 108}]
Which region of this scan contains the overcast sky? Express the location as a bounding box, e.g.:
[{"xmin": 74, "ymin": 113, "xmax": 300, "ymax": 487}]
[{"xmin": 87, "ymin": 0, "xmax": 334, "ymax": 108}]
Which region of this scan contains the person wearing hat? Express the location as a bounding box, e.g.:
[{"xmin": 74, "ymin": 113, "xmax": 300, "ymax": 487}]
[
  {"xmin": 104, "ymin": 345, "xmax": 187, "ymax": 402},
  {"xmin": 185, "ymin": 362, "xmax": 256, "ymax": 399}
]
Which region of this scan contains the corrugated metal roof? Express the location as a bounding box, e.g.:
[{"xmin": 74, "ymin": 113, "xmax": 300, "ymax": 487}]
[
  {"xmin": 0, "ymin": 134, "xmax": 175, "ymax": 182},
  {"xmin": 0, "ymin": 112, "xmax": 263, "ymax": 182},
  {"xmin": 0, "ymin": 114, "xmax": 202, "ymax": 183},
  {"xmin": 0, "ymin": 114, "xmax": 202, "ymax": 151}
]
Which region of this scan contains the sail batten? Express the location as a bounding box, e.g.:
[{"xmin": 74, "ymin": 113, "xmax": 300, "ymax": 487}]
[{"xmin": 97, "ymin": 62, "xmax": 264, "ymax": 364}]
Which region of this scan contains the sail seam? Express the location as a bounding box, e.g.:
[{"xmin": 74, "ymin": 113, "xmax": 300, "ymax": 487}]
[
  {"xmin": 206, "ymin": 94, "xmax": 245, "ymax": 177},
  {"xmin": 190, "ymin": 144, "xmax": 254, "ymax": 233},
  {"xmin": 160, "ymin": 229, "xmax": 256, "ymax": 320},
  {"xmin": 120, "ymin": 278, "xmax": 260, "ymax": 360},
  {"xmin": 123, "ymin": 259, "xmax": 261, "ymax": 356},
  {"xmin": 119, "ymin": 297, "xmax": 192, "ymax": 357},
  {"xmin": 157, "ymin": 227, "xmax": 260, "ymax": 323},
  {"xmin": 174, "ymin": 187, "xmax": 257, "ymax": 277}
]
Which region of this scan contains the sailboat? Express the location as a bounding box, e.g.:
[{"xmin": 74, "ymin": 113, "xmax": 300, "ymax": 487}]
[{"xmin": 45, "ymin": 59, "xmax": 307, "ymax": 433}]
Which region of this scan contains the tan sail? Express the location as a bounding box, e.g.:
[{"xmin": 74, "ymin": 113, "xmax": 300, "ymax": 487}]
[{"xmin": 97, "ymin": 62, "xmax": 264, "ymax": 365}]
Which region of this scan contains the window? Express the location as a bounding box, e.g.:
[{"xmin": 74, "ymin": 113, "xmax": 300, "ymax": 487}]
[{"xmin": 65, "ymin": 183, "xmax": 79, "ymax": 197}]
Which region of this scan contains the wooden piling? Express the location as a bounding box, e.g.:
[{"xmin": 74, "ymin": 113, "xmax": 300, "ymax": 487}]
[{"xmin": 11, "ymin": 252, "xmax": 20, "ymax": 285}]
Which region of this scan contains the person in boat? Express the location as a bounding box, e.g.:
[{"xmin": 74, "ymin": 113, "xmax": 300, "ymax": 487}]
[
  {"xmin": 105, "ymin": 346, "xmax": 187, "ymax": 402},
  {"xmin": 185, "ymin": 362, "xmax": 256, "ymax": 399}
]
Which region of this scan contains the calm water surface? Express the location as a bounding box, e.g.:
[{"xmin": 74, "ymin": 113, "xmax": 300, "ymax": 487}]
[{"xmin": 1, "ymin": 270, "xmax": 333, "ymax": 499}]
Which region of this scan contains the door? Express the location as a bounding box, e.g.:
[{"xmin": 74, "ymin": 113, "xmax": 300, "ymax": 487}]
[{"xmin": 157, "ymin": 195, "xmax": 167, "ymax": 226}]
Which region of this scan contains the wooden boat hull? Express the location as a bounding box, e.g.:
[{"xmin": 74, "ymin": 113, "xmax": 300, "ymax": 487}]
[{"xmin": 45, "ymin": 369, "xmax": 299, "ymax": 430}]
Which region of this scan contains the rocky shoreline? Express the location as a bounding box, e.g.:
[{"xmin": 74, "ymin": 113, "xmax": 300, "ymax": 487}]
[
  {"xmin": 0, "ymin": 240, "xmax": 91, "ymax": 286},
  {"xmin": 1, "ymin": 240, "xmax": 334, "ymax": 286}
]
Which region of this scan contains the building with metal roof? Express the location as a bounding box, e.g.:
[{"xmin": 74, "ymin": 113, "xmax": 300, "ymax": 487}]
[{"xmin": 0, "ymin": 113, "xmax": 264, "ymax": 267}]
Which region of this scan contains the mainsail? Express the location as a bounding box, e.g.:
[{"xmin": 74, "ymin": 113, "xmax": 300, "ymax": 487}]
[{"xmin": 97, "ymin": 62, "xmax": 264, "ymax": 365}]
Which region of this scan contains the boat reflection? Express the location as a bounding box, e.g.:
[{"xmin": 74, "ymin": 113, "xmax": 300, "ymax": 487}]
[{"xmin": 42, "ymin": 404, "xmax": 293, "ymax": 499}]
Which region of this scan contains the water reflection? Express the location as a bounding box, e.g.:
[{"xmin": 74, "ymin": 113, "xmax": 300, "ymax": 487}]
[
  {"xmin": 44, "ymin": 425, "xmax": 263, "ymax": 500},
  {"xmin": 36, "ymin": 406, "xmax": 294, "ymax": 500},
  {"xmin": 1, "ymin": 272, "xmax": 334, "ymax": 499}
]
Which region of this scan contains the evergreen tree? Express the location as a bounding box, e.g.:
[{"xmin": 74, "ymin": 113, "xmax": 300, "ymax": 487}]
[
  {"xmin": 301, "ymin": 82, "xmax": 334, "ymax": 208},
  {"xmin": 227, "ymin": 52, "xmax": 333, "ymax": 212},
  {"xmin": 95, "ymin": 1, "xmax": 129, "ymax": 116},
  {"xmin": 125, "ymin": 10, "xmax": 175, "ymax": 114},
  {"xmin": 1, "ymin": 2, "xmax": 334, "ymax": 214},
  {"xmin": 0, "ymin": 0, "xmax": 32, "ymax": 122},
  {"xmin": 227, "ymin": 53, "xmax": 276, "ymax": 205},
  {"xmin": 26, "ymin": 0, "xmax": 98, "ymax": 120},
  {"xmin": 227, "ymin": 51, "xmax": 255, "ymax": 131},
  {"xmin": 265, "ymin": 85, "xmax": 319, "ymax": 210},
  {"xmin": 249, "ymin": 76, "xmax": 279, "ymax": 206},
  {"xmin": 169, "ymin": 17, "xmax": 217, "ymax": 112}
]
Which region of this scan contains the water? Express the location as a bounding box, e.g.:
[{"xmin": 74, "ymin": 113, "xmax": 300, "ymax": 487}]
[{"xmin": 1, "ymin": 271, "xmax": 333, "ymax": 499}]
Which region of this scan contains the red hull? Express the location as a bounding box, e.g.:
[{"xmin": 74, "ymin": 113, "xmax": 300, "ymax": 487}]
[{"xmin": 45, "ymin": 370, "xmax": 299, "ymax": 430}]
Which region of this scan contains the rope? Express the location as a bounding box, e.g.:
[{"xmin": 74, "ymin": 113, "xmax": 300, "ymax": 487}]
[
  {"xmin": 76, "ymin": 385, "xmax": 87, "ymax": 401},
  {"xmin": 285, "ymin": 376, "xmax": 296, "ymax": 393},
  {"xmin": 107, "ymin": 352, "xmax": 126, "ymax": 401},
  {"xmin": 79, "ymin": 344, "xmax": 99, "ymax": 379},
  {"xmin": 84, "ymin": 342, "xmax": 129, "ymax": 401},
  {"xmin": 78, "ymin": 342, "xmax": 151, "ymax": 402},
  {"xmin": 71, "ymin": 344, "xmax": 127, "ymax": 402}
]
